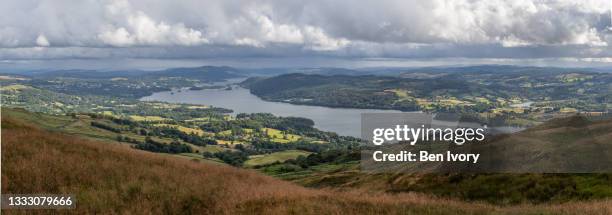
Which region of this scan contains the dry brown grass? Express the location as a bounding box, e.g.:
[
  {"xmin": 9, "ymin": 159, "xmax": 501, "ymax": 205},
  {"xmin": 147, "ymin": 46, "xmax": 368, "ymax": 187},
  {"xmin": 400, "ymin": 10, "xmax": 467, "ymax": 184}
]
[{"xmin": 2, "ymin": 115, "xmax": 612, "ymax": 214}]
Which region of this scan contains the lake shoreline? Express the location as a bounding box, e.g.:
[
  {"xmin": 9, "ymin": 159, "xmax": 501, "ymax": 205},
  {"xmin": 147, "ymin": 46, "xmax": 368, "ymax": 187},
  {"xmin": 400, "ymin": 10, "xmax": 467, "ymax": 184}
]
[{"xmin": 140, "ymin": 85, "xmax": 405, "ymax": 137}]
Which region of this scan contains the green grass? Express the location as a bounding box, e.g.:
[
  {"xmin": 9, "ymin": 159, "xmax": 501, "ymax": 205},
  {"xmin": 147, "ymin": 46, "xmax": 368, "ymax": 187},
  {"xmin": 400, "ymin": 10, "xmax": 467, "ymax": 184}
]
[
  {"xmin": 245, "ymin": 150, "xmax": 311, "ymax": 167},
  {"xmin": 386, "ymin": 88, "xmax": 411, "ymax": 100},
  {"xmin": 129, "ymin": 115, "xmax": 168, "ymax": 122},
  {"xmin": 217, "ymin": 139, "xmax": 245, "ymax": 145},
  {"xmin": 2, "ymin": 108, "xmax": 74, "ymax": 129},
  {"xmin": 263, "ymin": 128, "xmax": 301, "ymax": 143},
  {"xmin": 63, "ymin": 118, "xmax": 120, "ymax": 140},
  {"xmin": 218, "ymin": 129, "xmax": 232, "ymax": 136},
  {"xmin": 174, "ymin": 153, "xmax": 227, "ymax": 165},
  {"xmin": 9, "ymin": 115, "xmax": 612, "ymax": 214},
  {"xmin": 153, "ymin": 123, "xmax": 209, "ymax": 136},
  {"xmin": 0, "ymin": 84, "xmax": 31, "ymax": 91},
  {"xmin": 191, "ymin": 144, "xmax": 227, "ymax": 153},
  {"xmin": 261, "ymin": 161, "xmax": 358, "ymax": 181}
]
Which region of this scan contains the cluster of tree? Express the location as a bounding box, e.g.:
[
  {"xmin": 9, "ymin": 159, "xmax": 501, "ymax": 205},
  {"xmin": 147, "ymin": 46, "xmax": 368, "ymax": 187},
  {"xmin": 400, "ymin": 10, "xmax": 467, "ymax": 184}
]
[
  {"xmin": 243, "ymin": 71, "xmax": 612, "ymax": 113},
  {"xmin": 248, "ymin": 139, "xmax": 325, "ymax": 154},
  {"xmin": 116, "ymin": 135, "xmax": 141, "ymax": 144},
  {"xmin": 284, "ymin": 149, "xmax": 360, "ymax": 169},
  {"xmin": 298, "ymin": 130, "xmax": 361, "ymax": 145},
  {"xmin": 200, "ymin": 121, "xmax": 233, "ymax": 133},
  {"xmin": 111, "ymin": 117, "xmax": 138, "ymax": 126},
  {"xmin": 189, "ymin": 85, "xmax": 224, "ymax": 90},
  {"xmin": 235, "ymin": 113, "xmax": 315, "ymax": 133},
  {"xmin": 147, "ymin": 66, "xmax": 241, "ymax": 81},
  {"xmin": 91, "ymin": 121, "xmax": 121, "ymax": 133},
  {"xmin": 255, "ymin": 148, "xmax": 361, "ymax": 172},
  {"xmin": 149, "ymin": 127, "xmax": 217, "ymax": 146},
  {"xmin": 30, "ymin": 77, "xmax": 173, "ymax": 99},
  {"xmin": 134, "ymin": 137, "xmax": 192, "ymax": 154},
  {"xmin": 196, "ymin": 113, "xmax": 361, "ymax": 148},
  {"xmin": 204, "ymin": 150, "xmax": 249, "ymax": 166}
]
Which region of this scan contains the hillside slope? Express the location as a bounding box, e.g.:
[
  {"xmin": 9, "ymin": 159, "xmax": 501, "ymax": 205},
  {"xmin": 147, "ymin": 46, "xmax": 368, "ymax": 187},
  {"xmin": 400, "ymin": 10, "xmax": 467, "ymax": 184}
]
[
  {"xmin": 268, "ymin": 116, "xmax": 612, "ymax": 204},
  {"xmin": 2, "ymin": 112, "xmax": 612, "ymax": 214}
]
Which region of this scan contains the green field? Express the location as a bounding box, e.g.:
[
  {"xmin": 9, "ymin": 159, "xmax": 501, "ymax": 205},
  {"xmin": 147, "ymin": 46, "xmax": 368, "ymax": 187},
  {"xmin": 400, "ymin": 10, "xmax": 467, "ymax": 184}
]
[
  {"xmin": 0, "ymin": 84, "xmax": 31, "ymax": 91},
  {"xmin": 245, "ymin": 150, "xmax": 311, "ymax": 167},
  {"xmin": 153, "ymin": 123, "xmax": 209, "ymax": 136},
  {"xmin": 263, "ymin": 128, "xmax": 301, "ymax": 143},
  {"xmin": 129, "ymin": 115, "xmax": 168, "ymax": 122}
]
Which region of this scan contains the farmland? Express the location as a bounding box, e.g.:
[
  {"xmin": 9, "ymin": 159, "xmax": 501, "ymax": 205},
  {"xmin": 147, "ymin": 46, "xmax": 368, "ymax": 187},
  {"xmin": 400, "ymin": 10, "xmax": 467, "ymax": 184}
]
[
  {"xmin": 1, "ymin": 104, "xmax": 356, "ymax": 167},
  {"xmin": 5, "ymin": 114, "xmax": 612, "ymax": 214},
  {"xmin": 2, "ymin": 65, "xmax": 612, "ymax": 214},
  {"xmin": 0, "ymin": 67, "xmax": 359, "ymax": 167},
  {"xmin": 242, "ymin": 67, "xmax": 611, "ymax": 126}
]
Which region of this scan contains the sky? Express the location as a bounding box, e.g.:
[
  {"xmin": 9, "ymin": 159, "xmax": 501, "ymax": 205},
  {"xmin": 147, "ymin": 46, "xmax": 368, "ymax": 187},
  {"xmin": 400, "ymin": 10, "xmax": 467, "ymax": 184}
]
[{"xmin": 1, "ymin": 0, "xmax": 612, "ymax": 70}]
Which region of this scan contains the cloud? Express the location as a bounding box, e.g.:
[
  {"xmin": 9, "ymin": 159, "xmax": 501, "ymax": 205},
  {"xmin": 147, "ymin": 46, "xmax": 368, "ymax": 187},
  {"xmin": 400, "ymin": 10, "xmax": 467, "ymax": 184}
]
[
  {"xmin": 0, "ymin": 0, "xmax": 610, "ymax": 60},
  {"xmin": 302, "ymin": 26, "xmax": 350, "ymax": 51},
  {"xmin": 97, "ymin": 12, "xmax": 210, "ymax": 47},
  {"xmin": 227, "ymin": 9, "xmax": 349, "ymax": 50},
  {"xmin": 97, "ymin": 0, "xmax": 209, "ymax": 46},
  {"xmin": 35, "ymin": 35, "xmax": 50, "ymax": 47}
]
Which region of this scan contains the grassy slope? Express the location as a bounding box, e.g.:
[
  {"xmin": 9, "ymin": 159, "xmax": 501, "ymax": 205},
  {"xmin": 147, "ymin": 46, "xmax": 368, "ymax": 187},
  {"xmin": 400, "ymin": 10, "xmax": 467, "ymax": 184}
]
[
  {"xmin": 245, "ymin": 150, "xmax": 311, "ymax": 167},
  {"xmin": 263, "ymin": 116, "xmax": 612, "ymax": 205},
  {"xmin": 3, "ymin": 111, "xmax": 612, "ymax": 214},
  {"xmin": 2, "ymin": 108, "xmax": 229, "ymax": 163}
]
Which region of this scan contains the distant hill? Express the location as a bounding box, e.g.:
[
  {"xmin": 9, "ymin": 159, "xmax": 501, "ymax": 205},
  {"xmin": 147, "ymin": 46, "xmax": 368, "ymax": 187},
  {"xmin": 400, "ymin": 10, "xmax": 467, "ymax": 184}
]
[
  {"xmin": 2, "ymin": 66, "xmax": 243, "ymax": 81},
  {"xmin": 240, "ymin": 65, "xmax": 601, "ymax": 77},
  {"xmin": 4, "ymin": 65, "xmax": 603, "ymax": 80},
  {"xmin": 3, "ymin": 69, "xmax": 150, "ymax": 79},
  {"xmin": 241, "ymin": 70, "xmax": 611, "ymax": 113},
  {"xmin": 3, "ymin": 109, "xmax": 612, "ymax": 214},
  {"xmin": 241, "ymin": 73, "xmax": 357, "ymax": 95},
  {"xmin": 147, "ymin": 66, "xmax": 243, "ymax": 81}
]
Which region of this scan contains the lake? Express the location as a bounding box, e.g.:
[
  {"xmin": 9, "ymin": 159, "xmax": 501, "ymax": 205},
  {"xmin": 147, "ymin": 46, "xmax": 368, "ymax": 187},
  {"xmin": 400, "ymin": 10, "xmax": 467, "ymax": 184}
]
[
  {"xmin": 141, "ymin": 85, "xmax": 403, "ymax": 137},
  {"xmin": 141, "ymin": 80, "xmax": 525, "ymax": 137}
]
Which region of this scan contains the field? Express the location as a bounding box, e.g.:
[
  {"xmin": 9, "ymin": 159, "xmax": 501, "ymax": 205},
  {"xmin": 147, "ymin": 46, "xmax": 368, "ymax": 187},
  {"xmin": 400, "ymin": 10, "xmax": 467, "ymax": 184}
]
[
  {"xmin": 1, "ymin": 108, "xmax": 323, "ymax": 167},
  {"xmin": 385, "ymin": 89, "xmax": 411, "ymax": 99},
  {"xmin": 217, "ymin": 139, "xmax": 245, "ymax": 145},
  {"xmin": 243, "ymin": 70, "xmax": 612, "ymax": 118},
  {"xmin": 3, "ymin": 114, "xmax": 612, "ymax": 214},
  {"xmin": 263, "ymin": 128, "xmax": 301, "ymax": 143},
  {"xmin": 245, "ymin": 150, "xmax": 311, "ymax": 167},
  {"xmin": 129, "ymin": 115, "xmax": 168, "ymax": 122},
  {"xmin": 0, "ymin": 84, "xmax": 31, "ymax": 91},
  {"xmin": 153, "ymin": 123, "xmax": 209, "ymax": 136},
  {"xmin": 217, "ymin": 127, "xmax": 301, "ymax": 143}
]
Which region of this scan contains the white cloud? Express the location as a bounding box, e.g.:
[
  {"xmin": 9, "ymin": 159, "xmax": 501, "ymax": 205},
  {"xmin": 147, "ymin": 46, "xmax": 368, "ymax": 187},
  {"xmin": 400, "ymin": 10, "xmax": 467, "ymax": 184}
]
[
  {"xmin": 223, "ymin": 9, "xmax": 349, "ymax": 50},
  {"xmin": 234, "ymin": 37, "xmax": 263, "ymax": 47},
  {"xmin": 35, "ymin": 35, "xmax": 50, "ymax": 47},
  {"xmin": 98, "ymin": 27, "xmax": 134, "ymax": 47},
  {"xmin": 302, "ymin": 26, "xmax": 349, "ymax": 51},
  {"xmin": 97, "ymin": 0, "xmax": 209, "ymax": 47},
  {"xmin": 0, "ymin": 0, "xmax": 610, "ymax": 60},
  {"xmin": 254, "ymin": 14, "xmax": 304, "ymax": 44}
]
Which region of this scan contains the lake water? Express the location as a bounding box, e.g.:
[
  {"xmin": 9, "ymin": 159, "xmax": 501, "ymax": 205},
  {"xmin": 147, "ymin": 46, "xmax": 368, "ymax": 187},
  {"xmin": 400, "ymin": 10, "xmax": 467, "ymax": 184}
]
[
  {"xmin": 141, "ymin": 86, "xmax": 403, "ymax": 137},
  {"xmin": 141, "ymin": 80, "xmax": 525, "ymax": 137}
]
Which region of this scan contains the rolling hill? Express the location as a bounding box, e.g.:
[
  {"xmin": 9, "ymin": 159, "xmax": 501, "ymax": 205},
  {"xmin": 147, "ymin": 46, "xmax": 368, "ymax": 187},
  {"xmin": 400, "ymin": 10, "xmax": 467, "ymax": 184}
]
[
  {"xmin": 3, "ymin": 110, "xmax": 612, "ymax": 214},
  {"xmin": 266, "ymin": 115, "xmax": 612, "ymax": 205}
]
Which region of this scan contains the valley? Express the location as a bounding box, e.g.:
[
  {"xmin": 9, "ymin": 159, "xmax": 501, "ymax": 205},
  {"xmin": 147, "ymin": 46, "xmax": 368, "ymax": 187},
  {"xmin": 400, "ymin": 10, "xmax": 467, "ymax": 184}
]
[{"xmin": 2, "ymin": 65, "xmax": 612, "ymax": 211}]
